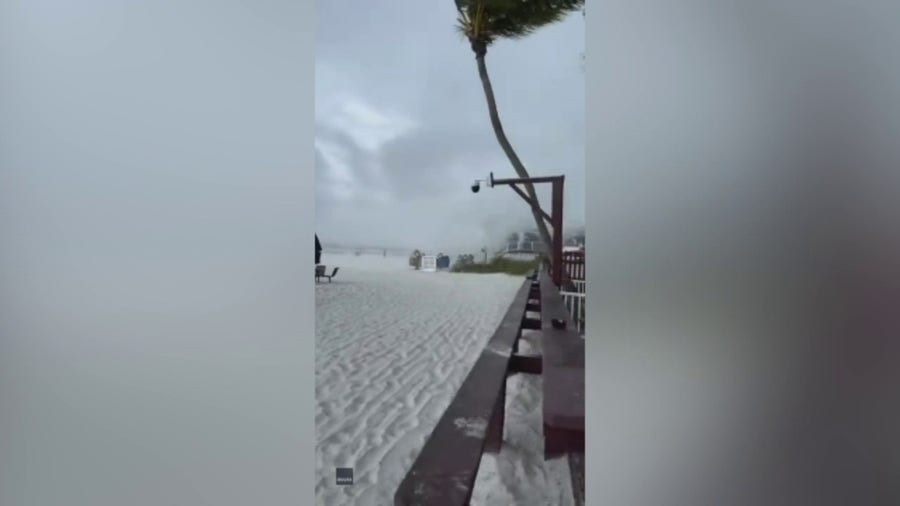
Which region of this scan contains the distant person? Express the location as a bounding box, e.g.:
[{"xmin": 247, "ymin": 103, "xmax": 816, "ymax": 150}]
[{"xmin": 315, "ymin": 234, "xmax": 322, "ymax": 264}]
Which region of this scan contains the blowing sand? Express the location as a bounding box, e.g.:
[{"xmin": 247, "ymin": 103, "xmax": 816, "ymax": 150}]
[{"xmin": 316, "ymin": 253, "xmax": 573, "ymax": 505}]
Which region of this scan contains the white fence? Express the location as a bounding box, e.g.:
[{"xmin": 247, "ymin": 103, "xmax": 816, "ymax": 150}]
[
  {"xmin": 559, "ymin": 290, "xmax": 585, "ymax": 336},
  {"xmin": 570, "ymin": 279, "xmax": 586, "ymax": 294}
]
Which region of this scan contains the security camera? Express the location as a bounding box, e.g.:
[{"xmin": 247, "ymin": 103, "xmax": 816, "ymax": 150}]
[{"xmin": 471, "ymin": 182, "xmax": 480, "ymax": 193}]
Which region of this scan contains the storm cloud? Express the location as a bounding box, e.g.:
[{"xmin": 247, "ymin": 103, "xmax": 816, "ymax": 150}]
[{"xmin": 315, "ymin": 0, "xmax": 584, "ymax": 253}]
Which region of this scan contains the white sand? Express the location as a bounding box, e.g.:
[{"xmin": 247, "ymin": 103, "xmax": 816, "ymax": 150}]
[
  {"xmin": 470, "ymin": 329, "xmax": 575, "ymax": 506},
  {"xmin": 315, "ymin": 253, "xmax": 574, "ymax": 505}
]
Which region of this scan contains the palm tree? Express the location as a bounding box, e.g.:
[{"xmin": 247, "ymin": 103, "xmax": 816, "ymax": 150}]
[
  {"xmin": 409, "ymin": 249, "xmax": 423, "ymax": 269},
  {"xmin": 455, "ymin": 0, "xmax": 583, "ymax": 254}
]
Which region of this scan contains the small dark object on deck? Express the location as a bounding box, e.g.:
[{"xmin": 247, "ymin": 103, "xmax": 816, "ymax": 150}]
[{"xmin": 551, "ymin": 318, "xmax": 567, "ymax": 330}]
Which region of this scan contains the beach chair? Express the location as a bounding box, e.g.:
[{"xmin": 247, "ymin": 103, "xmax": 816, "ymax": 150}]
[
  {"xmin": 317, "ymin": 266, "xmax": 339, "ymax": 283},
  {"xmin": 323, "ymin": 267, "xmax": 339, "ymax": 282},
  {"xmin": 315, "ymin": 265, "xmax": 326, "ymax": 283}
]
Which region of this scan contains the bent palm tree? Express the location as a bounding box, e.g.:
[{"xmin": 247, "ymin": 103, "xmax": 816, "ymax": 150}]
[{"xmin": 456, "ymin": 0, "xmax": 583, "ymax": 255}]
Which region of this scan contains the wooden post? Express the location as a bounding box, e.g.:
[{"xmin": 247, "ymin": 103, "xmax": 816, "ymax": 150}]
[{"xmin": 551, "ymin": 176, "xmax": 565, "ymax": 287}]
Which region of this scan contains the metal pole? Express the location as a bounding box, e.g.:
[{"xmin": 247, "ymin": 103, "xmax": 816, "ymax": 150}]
[
  {"xmin": 492, "ymin": 175, "xmax": 561, "ymax": 185},
  {"xmin": 552, "ymin": 176, "xmax": 564, "ymax": 287}
]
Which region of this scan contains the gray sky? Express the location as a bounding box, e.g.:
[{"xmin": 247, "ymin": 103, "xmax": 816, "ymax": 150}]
[{"xmin": 315, "ymin": 0, "xmax": 584, "ymax": 252}]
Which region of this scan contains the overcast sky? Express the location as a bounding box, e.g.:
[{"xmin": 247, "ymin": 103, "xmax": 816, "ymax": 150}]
[{"xmin": 315, "ymin": 0, "xmax": 584, "ymax": 252}]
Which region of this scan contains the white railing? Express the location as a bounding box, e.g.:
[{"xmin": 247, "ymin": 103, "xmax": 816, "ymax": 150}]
[
  {"xmin": 570, "ymin": 279, "xmax": 586, "ymax": 294},
  {"xmin": 559, "ymin": 290, "xmax": 585, "ymax": 336}
]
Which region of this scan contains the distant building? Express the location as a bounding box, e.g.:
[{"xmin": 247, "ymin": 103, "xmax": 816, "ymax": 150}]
[
  {"xmin": 500, "ymin": 227, "xmax": 584, "ymax": 251},
  {"xmin": 497, "ymin": 228, "xmax": 545, "ymax": 260},
  {"xmin": 496, "ymin": 227, "xmax": 584, "ymax": 261}
]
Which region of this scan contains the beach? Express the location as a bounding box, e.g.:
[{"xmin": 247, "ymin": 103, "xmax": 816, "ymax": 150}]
[{"xmin": 315, "ymin": 252, "xmax": 573, "ymax": 505}]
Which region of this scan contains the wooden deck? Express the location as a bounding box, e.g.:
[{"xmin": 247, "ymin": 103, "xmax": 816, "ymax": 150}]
[{"xmin": 539, "ymin": 272, "xmax": 585, "ymax": 458}]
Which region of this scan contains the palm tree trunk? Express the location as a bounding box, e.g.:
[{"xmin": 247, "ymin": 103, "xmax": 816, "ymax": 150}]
[{"xmin": 474, "ymin": 51, "xmax": 555, "ymax": 253}]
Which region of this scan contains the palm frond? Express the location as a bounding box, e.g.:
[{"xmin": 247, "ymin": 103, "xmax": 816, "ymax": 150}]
[{"xmin": 455, "ymin": 0, "xmax": 584, "ymax": 46}]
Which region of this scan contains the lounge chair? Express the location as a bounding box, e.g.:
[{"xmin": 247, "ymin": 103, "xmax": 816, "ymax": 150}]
[{"xmin": 316, "ymin": 265, "xmax": 339, "ymax": 283}]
